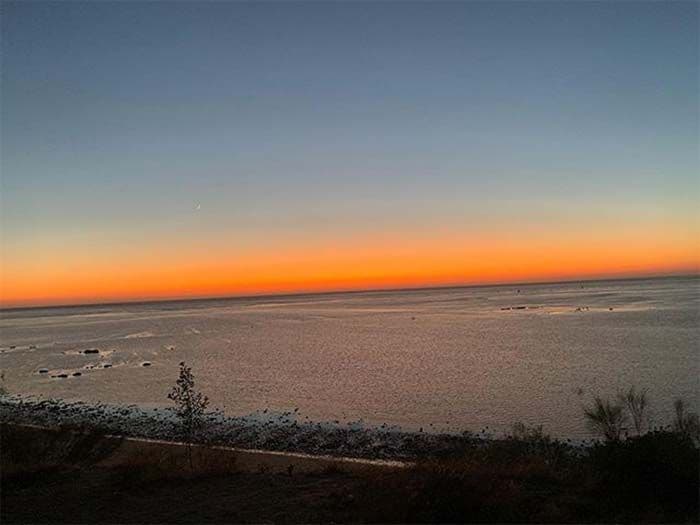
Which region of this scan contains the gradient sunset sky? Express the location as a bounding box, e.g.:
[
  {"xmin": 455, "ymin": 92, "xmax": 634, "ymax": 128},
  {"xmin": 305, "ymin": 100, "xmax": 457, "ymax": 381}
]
[{"xmin": 1, "ymin": 1, "xmax": 698, "ymax": 307}]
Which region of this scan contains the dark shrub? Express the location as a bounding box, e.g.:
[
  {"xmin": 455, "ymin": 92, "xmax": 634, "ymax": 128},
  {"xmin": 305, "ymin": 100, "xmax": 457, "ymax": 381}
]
[{"xmin": 589, "ymin": 430, "xmax": 699, "ymax": 520}]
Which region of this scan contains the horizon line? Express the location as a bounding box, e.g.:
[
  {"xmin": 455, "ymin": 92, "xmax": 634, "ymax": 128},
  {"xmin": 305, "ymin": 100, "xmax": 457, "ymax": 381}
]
[{"xmin": 1, "ymin": 271, "xmax": 697, "ymax": 312}]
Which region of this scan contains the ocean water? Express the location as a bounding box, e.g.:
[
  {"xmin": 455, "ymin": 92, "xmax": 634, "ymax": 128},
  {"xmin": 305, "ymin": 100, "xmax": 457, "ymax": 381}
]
[{"xmin": 1, "ymin": 276, "xmax": 698, "ymax": 438}]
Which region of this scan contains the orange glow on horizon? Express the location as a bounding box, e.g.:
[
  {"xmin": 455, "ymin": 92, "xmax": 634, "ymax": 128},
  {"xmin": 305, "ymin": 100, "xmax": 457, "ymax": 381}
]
[{"xmin": 1, "ymin": 226, "xmax": 698, "ymax": 308}]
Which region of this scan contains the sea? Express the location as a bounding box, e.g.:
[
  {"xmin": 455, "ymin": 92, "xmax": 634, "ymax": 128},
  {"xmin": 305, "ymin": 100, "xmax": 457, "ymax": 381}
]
[{"xmin": 1, "ymin": 276, "xmax": 698, "ymax": 438}]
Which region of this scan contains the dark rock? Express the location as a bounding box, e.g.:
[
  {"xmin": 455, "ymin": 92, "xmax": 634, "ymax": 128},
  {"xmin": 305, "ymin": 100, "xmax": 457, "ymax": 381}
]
[
  {"xmin": 72, "ymin": 372, "xmax": 82, "ymax": 377},
  {"xmin": 141, "ymin": 362, "xmax": 151, "ymax": 367},
  {"xmin": 83, "ymin": 349, "xmax": 99, "ymax": 354}
]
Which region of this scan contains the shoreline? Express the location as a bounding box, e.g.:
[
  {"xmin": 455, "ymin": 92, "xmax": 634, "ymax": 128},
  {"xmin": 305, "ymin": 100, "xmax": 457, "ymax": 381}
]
[
  {"xmin": 0, "ymin": 394, "xmax": 586, "ymax": 461},
  {"xmin": 0, "ymin": 395, "xmax": 485, "ymax": 461}
]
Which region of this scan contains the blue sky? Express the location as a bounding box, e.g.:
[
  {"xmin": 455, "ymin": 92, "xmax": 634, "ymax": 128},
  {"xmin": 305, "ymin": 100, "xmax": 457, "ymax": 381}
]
[{"xmin": 1, "ymin": 1, "xmax": 698, "ymax": 305}]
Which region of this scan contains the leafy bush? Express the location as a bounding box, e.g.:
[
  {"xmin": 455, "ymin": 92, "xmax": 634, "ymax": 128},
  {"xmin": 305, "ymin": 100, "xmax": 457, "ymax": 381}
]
[
  {"xmin": 355, "ymin": 423, "xmax": 699, "ymax": 523},
  {"xmin": 588, "ymin": 429, "xmax": 699, "ymax": 520}
]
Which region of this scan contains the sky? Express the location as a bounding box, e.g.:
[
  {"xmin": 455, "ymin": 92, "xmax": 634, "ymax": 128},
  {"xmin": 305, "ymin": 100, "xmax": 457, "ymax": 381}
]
[{"xmin": 1, "ymin": 1, "xmax": 698, "ymax": 307}]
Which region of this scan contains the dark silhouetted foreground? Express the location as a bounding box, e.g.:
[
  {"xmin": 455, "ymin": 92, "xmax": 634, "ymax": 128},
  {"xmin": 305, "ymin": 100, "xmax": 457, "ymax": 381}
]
[{"xmin": 2, "ymin": 422, "xmax": 697, "ymax": 523}]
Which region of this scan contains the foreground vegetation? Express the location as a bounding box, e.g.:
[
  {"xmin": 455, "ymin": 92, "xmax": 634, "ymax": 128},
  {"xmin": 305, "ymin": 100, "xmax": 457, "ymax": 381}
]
[
  {"xmin": 2, "ymin": 368, "xmax": 697, "ymax": 522},
  {"xmin": 2, "ymin": 418, "xmax": 698, "ymax": 523},
  {"xmin": 368, "ymin": 426, "xmax": 698, "ymax": 523}
]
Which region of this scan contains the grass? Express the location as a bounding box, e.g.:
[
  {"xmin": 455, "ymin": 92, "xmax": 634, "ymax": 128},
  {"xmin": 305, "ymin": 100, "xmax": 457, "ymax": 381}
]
[
  {"xmin": 354, "ymin": 423, "xmax": 699, "ymax": 523},
  {"xmin": 583, "ymin": 396, "xmax": 627, "ymax": 441},
  {"xmin": 0, "ymin": 423, "xmax": 362, "ymax": 524},
  {"xmin": 1, "ymin": 423, "xmax": 122, "ymax": 477},
  {"xmin": 2, "ymin": 421, "xmax": 698, "ymax": 523},
  {"xmin": 619, "ymin": 386, "xmax": 649, "ymax": 436}
]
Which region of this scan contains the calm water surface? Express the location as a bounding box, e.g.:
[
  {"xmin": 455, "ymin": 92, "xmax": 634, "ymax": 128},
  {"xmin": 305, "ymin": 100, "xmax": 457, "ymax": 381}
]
[{"xmin": 1, "ymin": 277, "xmax": 698, "ymax": 437}]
